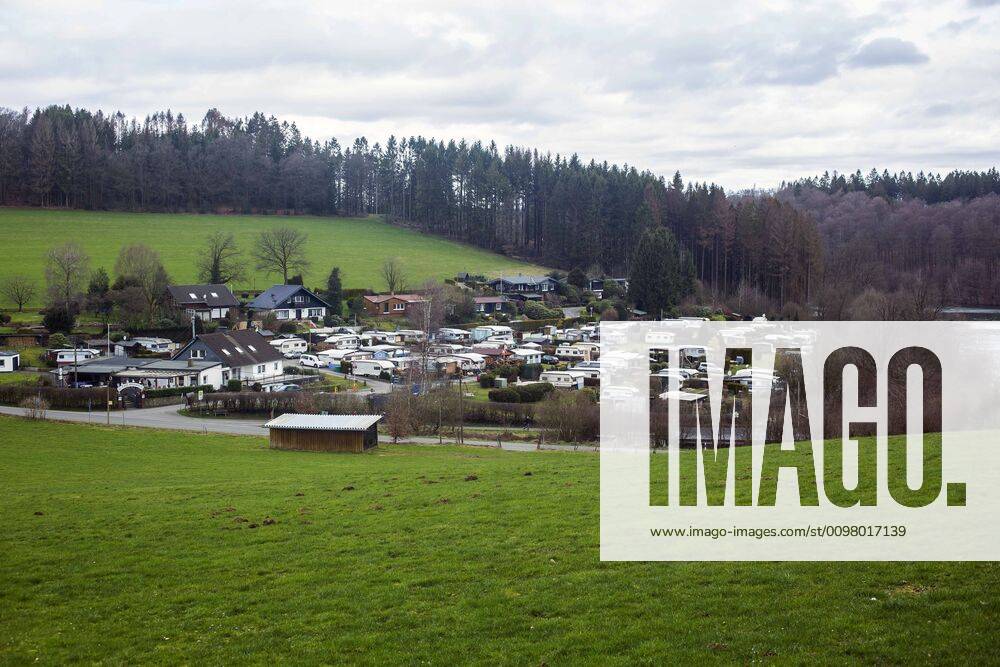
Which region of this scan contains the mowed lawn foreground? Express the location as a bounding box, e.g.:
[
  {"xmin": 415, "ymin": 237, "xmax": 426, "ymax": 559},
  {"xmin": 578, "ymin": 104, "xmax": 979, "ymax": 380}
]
[
  {"xmin": 0, "ymin": 418, "xmax": 997, "ymax": 664},
  {"xmin": 0, "ymin": 208, "xmax": 548, "ymax": 304}
]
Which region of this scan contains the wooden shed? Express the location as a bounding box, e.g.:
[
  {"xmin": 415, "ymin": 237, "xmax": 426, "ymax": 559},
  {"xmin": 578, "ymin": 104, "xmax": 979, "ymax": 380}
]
[{"xmin": 264, "ymin": 414, "xmax": 382, "ymax": 453}]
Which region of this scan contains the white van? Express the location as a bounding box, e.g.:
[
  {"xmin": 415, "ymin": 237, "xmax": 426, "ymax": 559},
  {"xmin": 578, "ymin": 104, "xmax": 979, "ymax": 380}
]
[
  {"xmin": 351, "ymin": 358, "xmax": 396, "ymax": 378},
  {"xmin": 298, "ymin": 354, "xmax": 324, "ymax": 368}
]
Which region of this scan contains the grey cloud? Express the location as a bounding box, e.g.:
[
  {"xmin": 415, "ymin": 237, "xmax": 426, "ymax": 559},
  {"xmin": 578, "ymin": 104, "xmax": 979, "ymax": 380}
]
[{"xmin": 847, "ymin": 38, "xmax": 929, "ymax": 68}]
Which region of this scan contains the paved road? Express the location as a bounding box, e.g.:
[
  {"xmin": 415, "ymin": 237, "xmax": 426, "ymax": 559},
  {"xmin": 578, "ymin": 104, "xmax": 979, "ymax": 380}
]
[{"xmin": 0, "ymin": 404, "xmax": 597, "ymax": 453}]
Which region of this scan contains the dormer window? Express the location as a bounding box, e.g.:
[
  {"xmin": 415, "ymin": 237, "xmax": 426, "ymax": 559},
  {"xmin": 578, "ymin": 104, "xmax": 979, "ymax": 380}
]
[{"xmin": 191, "ymin": 349, "xmax": 205, "ymax": 359}]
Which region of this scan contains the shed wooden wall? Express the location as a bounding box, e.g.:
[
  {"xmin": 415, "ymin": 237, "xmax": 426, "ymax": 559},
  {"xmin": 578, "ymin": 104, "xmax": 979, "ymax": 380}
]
[{"xmin": 269, "ymin": 425, "xmax": 378, "ymax": 453}]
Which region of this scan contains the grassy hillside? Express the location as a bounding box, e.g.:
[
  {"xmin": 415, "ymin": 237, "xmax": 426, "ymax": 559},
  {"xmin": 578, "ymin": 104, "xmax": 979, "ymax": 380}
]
[
  {"xmin": 0, "ymin": 208, "xmax": 549, "ymax": 305},
  {"xmin": 0, "ymin": 417, "xmax": 996, "ymax": 663}
]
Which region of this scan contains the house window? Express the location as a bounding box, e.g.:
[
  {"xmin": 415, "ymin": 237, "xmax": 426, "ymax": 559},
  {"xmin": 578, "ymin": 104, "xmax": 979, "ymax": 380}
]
[
  {"xmin": 191, "ymin": 349, "xmax": 205, "ymax": 359},
  {"xmin": 393, "ymin": 303, "xmax": 405, "ymax": 311},
  {"xmin": 256, "ymin": 365, "xmax": 265, "ymax": 374},
  {"xmin": 382, "ymin": 304, "xmax": 389, "ymax": 314},
  {"xmin": 276, "ymin": 310, "xmax": 289, "ymax": 320},
  {"xmin": 273, "ymin": 362, "xmax": 279, "ymax": 370},
  {"xmin": 293, "ymin": 295, "xmax": 305, "ymax": 303},
  {"xmin": 308, "ymin": 308, "xmax": 322, "ymax": 317}
]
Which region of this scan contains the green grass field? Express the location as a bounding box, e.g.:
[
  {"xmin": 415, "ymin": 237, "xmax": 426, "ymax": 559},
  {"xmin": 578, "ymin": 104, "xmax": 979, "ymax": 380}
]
[
  {"xmin": 0, "ymin": 417, "xmax": 996, "ymax": 663},
  {"xmin": 0, "ymin": 208, "xmax": 549, "ymax": 306}
]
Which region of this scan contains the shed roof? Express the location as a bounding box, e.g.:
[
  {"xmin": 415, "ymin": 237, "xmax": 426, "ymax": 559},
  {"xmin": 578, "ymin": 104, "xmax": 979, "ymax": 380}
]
[{"xmin": 264, "ymin": 414, "xmax": 382, "ymax": 431}]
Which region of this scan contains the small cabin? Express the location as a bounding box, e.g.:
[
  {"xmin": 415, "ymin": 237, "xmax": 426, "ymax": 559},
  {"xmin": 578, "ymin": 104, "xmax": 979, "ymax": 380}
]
[{"xmin": 265, "ymin": 414, "xmax": 382, "ymax": 453}]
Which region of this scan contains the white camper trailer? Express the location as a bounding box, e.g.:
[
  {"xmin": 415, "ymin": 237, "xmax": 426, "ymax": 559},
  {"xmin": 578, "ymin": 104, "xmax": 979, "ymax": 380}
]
[{"xmin": 351, "ymin": 358, "xmax": 396, "ymax": 378}]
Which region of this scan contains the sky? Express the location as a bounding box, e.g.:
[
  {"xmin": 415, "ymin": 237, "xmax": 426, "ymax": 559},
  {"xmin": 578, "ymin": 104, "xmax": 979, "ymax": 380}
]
[{"xmin": 1, "ymin": 0, "xmax": 998, "ymax": 190}]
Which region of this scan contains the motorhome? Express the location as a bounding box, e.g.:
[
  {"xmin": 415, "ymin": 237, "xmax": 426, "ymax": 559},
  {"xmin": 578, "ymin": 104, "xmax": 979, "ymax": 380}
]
[
  {"xmin": 555, "ymin": 344, "xmax": 590, "ymax": 362},
  {"xmin": 351, "ymin": 358, "xmax": 396, "ymax": 378},
  {"xmin": 437, "ymin": 327, "xmax": 472, "ymax": 343},
  {"xmin": 471, "ymin": 325, "xmax": 514, "ymax": 342},
  {"xmin": 570, "ymin": 361, "xmax": 601, "ymax": 379},
  {"xmin": 539, "ymin": 369, "xmax": 588, "ymax": 389},
  {"xmin": 269, "ymin": 337, "xmax": 308, "ymax": 358},
  {"xmin": 323, "ymin": 334, "xmax": 360, "ymax": 350},
  {"xmin": 395, "ymin": 329, "xmax": 426, "ymax": 344}
]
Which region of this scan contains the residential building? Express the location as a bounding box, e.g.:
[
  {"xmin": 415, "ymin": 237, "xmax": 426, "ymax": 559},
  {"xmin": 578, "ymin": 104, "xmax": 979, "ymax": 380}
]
[
  {"xmin": 247, "ymin": 285, "xmax": 331, "ymax": 321},
  {"xmin": 172, "ymin": 329, "xmax": 285, "ymax": 388},
  {"xmin": 487, "ymin": 275, "xmax": 558, "ymax": 298},
  {"xmin": 166, "ymin": 284, "xmax": 240, "ymax": 321},
  {"xmin": 474, "ymin": 295, "xmax": 512, "ymax": 315},
  {"xmin": 362, "ymin": 293, "xmax": 428, "ymax": 318}
]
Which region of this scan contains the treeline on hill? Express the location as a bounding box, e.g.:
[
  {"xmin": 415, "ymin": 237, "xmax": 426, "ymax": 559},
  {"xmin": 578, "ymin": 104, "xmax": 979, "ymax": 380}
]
[
  {"xmin": 1, "ymin": 105, "xmax": 998, "ymax": 315},
  {"xmin": 778, "ymin": 186, "xmax": 1000, "ymax": 310},
  {"xmin": 0, "ymin": 105, "xmax": 819, "ymax": 308}
]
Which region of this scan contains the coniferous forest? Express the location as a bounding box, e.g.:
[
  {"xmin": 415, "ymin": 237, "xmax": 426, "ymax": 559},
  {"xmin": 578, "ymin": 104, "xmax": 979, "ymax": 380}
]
[{"xmin": 1, "ymin": 105, "xmax": 998, "ymax": 312}]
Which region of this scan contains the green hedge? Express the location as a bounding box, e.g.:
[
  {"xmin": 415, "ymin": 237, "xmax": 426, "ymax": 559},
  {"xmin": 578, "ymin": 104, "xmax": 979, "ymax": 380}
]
[
  {"xmin": 145, "ymin": 384, "xmax": 216, "ymax": 399},
  {"xmin": 488, "ymin": 382, "xmax": 554, "ymax": 403}
]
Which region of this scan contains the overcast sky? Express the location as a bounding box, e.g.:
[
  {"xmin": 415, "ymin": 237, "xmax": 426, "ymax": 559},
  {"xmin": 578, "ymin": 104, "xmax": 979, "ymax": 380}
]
[{"xmin": 2, "ymin": 0, "xmax": 997, "ymax": 190}]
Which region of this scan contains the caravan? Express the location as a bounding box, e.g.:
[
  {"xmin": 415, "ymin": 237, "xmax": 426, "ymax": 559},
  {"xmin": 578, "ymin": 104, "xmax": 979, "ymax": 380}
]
[
  {"xmin": 351, "ymin": 358, "xmax": 396, "ymax": 378},
  {"xmin": 269, "ymin": 337, "xmax": 308, "ymax": 358}
]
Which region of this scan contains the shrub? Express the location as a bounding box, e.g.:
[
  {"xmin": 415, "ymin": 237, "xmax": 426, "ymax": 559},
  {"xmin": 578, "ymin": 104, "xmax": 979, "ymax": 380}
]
[
  {"xmin": 0, "ymin": 386, "xmax": 107, "ymax": 410},
  {"xmin": 226, "ymin": 379, "xmax": 243, "ymax": 392},
  {"xmin": 47, "ymin": 332, "xmax": 71, "ymax": 349},
  {"xmin": 536, "ymin": 390, "xmax": 600, "ymax": 442},
  {"xmin": 523, "ymin": 300, "xmax": 560, "ymax": 320},
  {"xmin": 43, "ymin": 308, "xmax": 76, "ymax": 334},
  {"xmin": 488, "ymin": 382, "xmax": 554, "ymax": 403},
  {"xmin": 487, "ymin": 387, "xmax": 520, "ymax": 403},
  {"xmin": 492, "ymin": 362, "xmax": 521, "ymax": 382},
  {"xmin": 278, "ymin": 322, "xmax": 298, "ymax": 334},
  {"xmin": 145, "ymin": 384, "xmax": 215, "ymax": 399},
  {"xmin": 0, "ymin": 313, "xmax": 10, "ymax": 325},
  {"xmin": 478, "ymin": 372, "xmax": 496, "ymax": 389},
  {"xmin": 340, "ymin": 361, "xmax": 352, "ymax": 374},
  {"xmin": 20, "ymin": 396, "xmax": 48, "ymax": 419}
]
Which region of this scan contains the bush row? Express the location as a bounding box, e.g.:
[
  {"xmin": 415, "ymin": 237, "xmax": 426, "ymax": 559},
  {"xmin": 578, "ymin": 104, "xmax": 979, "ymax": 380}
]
[
  {"xmin": 145, "ymin": 384, "xmax": 216, "ymax": 399},
  {"xmin": 0, "ymin": 385, "xmax": 109, "ymax": 409},
  {"xmin": 488, "ymin": 382, "xmax": 554, "ymax": 403}
]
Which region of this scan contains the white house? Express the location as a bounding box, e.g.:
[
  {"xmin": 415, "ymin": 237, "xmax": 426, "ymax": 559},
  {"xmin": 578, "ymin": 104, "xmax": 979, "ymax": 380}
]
[{"xmin": 172, "ymin": 330, "xmax": 285, "ymax": 389}]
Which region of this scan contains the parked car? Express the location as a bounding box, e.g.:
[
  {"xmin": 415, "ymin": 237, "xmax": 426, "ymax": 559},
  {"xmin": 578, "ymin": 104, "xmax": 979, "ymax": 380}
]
[
  {"xmin": 273, "ymin": 384, "xmax": 302, "ymax": 392},
  {"xmin": 541, "ymin": 354, "xmax": 560, "ymax": 364},
  {"xmin": 283, "ymin": 351, "xmax": 303, "ymax": 359},
  {"xmin": 298, "ymin": 354, "xmax": 324, "ymax": 368}
]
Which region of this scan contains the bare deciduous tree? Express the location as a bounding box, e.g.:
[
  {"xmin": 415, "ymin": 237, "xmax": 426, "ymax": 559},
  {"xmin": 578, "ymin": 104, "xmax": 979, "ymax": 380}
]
[
  {"xmin": 196, "ymin": 231, "xmax": 245, "ymax": 284},
  {"xmin": 114, "ymin": 244, "xmax": 171, "ymax": 323},
  {"xmin": 252, "ymin": 227, "xmax": 309, "ymax": 284},
  {"xmin": 381, "ymin": 257, "xmax": 407, "ymax": 294},
  {"xmin": 44, "ymin": 242, "xmax": 89, "ymax": 309},
  {"xmin": 1, "ymin": 275, "xmax": 37, "ymax": 311}
]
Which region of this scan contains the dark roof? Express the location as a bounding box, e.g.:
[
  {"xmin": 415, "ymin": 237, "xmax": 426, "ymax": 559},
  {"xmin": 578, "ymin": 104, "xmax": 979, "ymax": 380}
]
[
  {"xmin": 489, "ymin": 275, "xmax": 555, "ymax": 286},
  {"xmin": 364, "ymin": 293, "xmax": 427, "ymax": 304},
  {"xmin": 474, "ymin": 296, "xmax": 510, "ymax": 304},
  {"xmin": 247, "ymin": 285, "xmax": 330, "ymax": 310},
  {"xmin": 183, "ymin": 330, "xmax": 282, "ymax": 367},
  {"xmin": 167, "ymin": 284, "xmax": 240, "ymax": 308}
]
